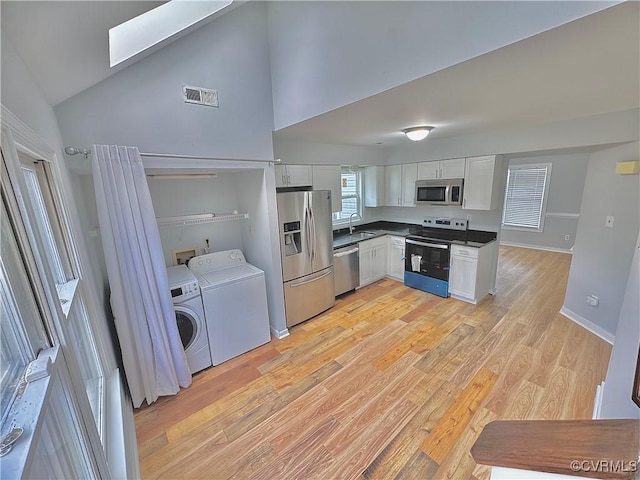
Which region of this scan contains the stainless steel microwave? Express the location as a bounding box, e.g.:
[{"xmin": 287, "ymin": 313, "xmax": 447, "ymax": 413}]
[{"xmin": 415, "ymin": 179, "xmax": 464, "ymax": 206}]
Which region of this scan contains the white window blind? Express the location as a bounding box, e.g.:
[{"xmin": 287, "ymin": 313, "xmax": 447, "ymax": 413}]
[
  {"xmin": 333, "ymin": 169, "xmax": 362, "ymax": 223},
  {"xmin": 502, "ymin": 164, "xmax": 551, "ymax": 231}
]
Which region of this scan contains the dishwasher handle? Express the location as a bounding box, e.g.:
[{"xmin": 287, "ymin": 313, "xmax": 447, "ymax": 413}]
[{"xmin": 334, "ymin": 247, "xmax": 359, "ymax": 257}]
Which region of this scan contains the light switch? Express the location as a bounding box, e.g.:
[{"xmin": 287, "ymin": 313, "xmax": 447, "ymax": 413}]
[{"xmin": 605, "ymin": 216, "xmax": 615, "ymax": 228}]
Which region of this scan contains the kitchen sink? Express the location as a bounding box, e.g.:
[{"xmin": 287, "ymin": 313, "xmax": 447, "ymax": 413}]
[
  {"xmin": 333, "ymin": 231, "xmax": 380, "ymax": 248},
  {"xmin": 350, "ymin": 231, "xmax": 377, "ymax": 240}
]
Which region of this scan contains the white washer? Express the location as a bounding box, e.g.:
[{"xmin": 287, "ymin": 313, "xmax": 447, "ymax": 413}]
[
  {"xmin": 167, "ymin": 265, "xmax": 212, "ymax": 374},
  {"xmin": 189, "ymin": 249, "xmax": 271, "ymax": 366}
]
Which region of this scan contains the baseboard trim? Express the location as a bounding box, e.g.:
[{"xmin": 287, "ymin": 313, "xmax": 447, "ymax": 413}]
[
  {"xmin": 559, "ymin": 306, "xmax": 615, "ymax": 344},
  {"xmin": 500, "ymin": 241, "xmax": 573, "ymax": 254},
  {"xmin": 270, "ymin": 326, "xmax": 290, "ymax": 339},
  {"xmin": 592, "ymin": 381, "xmax": 605, "ymax": 419}
]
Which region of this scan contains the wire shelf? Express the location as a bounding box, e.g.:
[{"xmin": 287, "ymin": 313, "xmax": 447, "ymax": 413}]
[{"xmin": 156, "ymin": 212, "xmax": 249, "ymax": 228}]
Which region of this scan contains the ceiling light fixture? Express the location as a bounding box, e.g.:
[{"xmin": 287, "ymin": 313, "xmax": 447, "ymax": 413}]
[{"xmin": 402, "ymin": 126, "xmax": 434, "ymax": 142}]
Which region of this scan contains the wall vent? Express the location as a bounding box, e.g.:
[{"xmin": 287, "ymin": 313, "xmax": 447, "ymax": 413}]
[{"xmin": 182, "ymin": 85, "xmax": 218, "ymax": 107}]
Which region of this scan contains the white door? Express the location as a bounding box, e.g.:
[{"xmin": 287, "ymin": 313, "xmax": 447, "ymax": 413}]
[
  {"xmin": 372, "ymin": 244, "xmax": 388, "ymax": 280},
  {"xmin": 275, "ymin": 165, "xmax": 288, "ymax": 188},
  {"xmin": 464, "ymin": 156, "xmax": 495, "ymax": 210},
  {"xmin": 417, "ymin": 161, "xmax": 439, "ymax": 180},
  {"xmin": 385, "ymin": 164, "xmax": 402, "ymax": 206},
  {"xmin": 449, "ymin": 254, "xmax": 477, "ymax": 299},
  {"xmin": 359, "ymin": 246, "xmax": 374, "ymax": 286},
  {"xmin": 312, "ymin": 165, "xmax": 341, "ymax": 212},
  {"xmin": 440, "ymin": 158, "xmax": 466, "ymax": 179},
  {"xmin": 401, "ymin": 164, "xmax": 417, "ymax": 206},
  {"xmin": 387, "ymin": 240, "xmax": 405, "ymax": 281},
  {"xmin": 286, "ymin": 165, "xmax": 313, "ymax": 187}
]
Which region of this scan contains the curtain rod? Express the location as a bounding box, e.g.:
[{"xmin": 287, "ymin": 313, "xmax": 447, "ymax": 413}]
[
  {"xmin": 140, "ymin": 152, "xmax": 281, "ymax": 164},
  {"xmin": 64, "ymin": 146, "xmax": 280, "ymax": 164}
]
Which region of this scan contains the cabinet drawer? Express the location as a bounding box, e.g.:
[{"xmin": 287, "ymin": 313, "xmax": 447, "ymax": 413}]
[
  {"xmin": 360, "ymin": 236, "xmax": 386, "ymax": 250},
  {"xmin": 451, "ymin": 244, "xmax": 479, "ymax": 258}
]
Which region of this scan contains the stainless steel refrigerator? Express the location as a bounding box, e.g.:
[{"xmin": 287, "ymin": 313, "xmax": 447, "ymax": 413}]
[{"xmin": 277, "ymin": 190, "xmax": 335, "ymax": 328}]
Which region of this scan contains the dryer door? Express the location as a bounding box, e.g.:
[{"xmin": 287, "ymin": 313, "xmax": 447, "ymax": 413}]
[{"xmin": 174, "ymin": 306, "xmax": 198, "ymax": 350}]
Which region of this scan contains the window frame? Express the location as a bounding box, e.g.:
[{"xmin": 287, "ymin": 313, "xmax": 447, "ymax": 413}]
[
  {"xmin": 501, "ymin": 162, "xmax": 553, "ymax": 233},
  {"xmin": 332, "ymin": 167, "xmax": 363, "ymax": 227},
  {"xmin": 1, "ymin": 107, "xmax": 133, "ymax": 478}
]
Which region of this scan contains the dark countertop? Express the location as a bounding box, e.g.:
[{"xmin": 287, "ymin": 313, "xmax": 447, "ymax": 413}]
[{"xmin": 332, "ymin": 221, "xmax": 497, "ymax": 250}]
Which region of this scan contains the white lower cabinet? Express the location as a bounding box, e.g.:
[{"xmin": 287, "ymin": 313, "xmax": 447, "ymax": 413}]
[
  {"xmin": 449, "ymin": 253, "xmax": 477, "ymax": 300},
  {"xmin": 359, "ymin": 237, "xmax": 388, "ymax": 287},
  {"xmin": 449, "ymin": 242, "xmax": 496, "ymax": 304},
  {"xmin": 387, "ymin": 236, "xmax": 405, "ymax": 281}
]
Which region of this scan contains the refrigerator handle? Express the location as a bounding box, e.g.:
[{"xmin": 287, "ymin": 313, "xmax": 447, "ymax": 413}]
[
  {"xmin": 309, "ymin": 205, "xmax": 316, "ymax": 263},
  {"xmin": 304, "ymin": 205, "xmax": 312, "ymax": 260}
]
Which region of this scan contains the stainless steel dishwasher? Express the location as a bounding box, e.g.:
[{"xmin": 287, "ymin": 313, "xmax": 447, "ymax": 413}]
[{"xmin": 333, "ymin": 245, "xmax": 360, "ymax": 296}]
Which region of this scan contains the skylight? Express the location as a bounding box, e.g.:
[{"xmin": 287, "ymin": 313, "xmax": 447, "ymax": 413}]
[{"xmin": 109, "ymin": 0, "xmax": 233, "ymax": 68}]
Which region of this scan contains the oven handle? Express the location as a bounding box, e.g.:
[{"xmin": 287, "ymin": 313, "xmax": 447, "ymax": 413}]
[{"xmin": 405, "ymin": 239, "xmax": 449, "ymax": 250}]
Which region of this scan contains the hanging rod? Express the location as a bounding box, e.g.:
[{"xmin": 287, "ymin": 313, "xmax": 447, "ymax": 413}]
[
  {"xmin": 140, "ymin": 152, "xmax": 281, "ymax": 164},
  {"xmin": 64, "ymin": 146, "xmax": 281, "ymax": 164}
]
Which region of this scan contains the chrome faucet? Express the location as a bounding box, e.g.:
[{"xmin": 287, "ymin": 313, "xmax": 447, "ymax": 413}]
[{"xmin": 349, "ymin": 213, "xmax": 362, "ymax": 234}]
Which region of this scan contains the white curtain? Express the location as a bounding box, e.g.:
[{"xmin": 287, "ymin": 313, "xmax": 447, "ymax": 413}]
[{"xmin": 92, "ymin": 145, "xmax": 191, "ymax": 407}]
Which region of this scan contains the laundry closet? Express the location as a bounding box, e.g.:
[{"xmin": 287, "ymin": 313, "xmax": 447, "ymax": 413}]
[{"xmin": 145, "ymin": 162, "xmax": 287, "ymax": 367}]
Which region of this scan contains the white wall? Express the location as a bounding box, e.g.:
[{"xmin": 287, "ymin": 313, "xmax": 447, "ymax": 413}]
[
  {"xmin": 54, "ymin": 1, "xmax": 276, "ymax": 293},
  {"xmin": 1, "ymin": 32, "xmax": 139, "ymax": 478},
  {"xmin": 237, "ymin": 167, "xmax": 287, "ymax": 336},
  {"xmin": 266, "ymin": 1, "xmax": 617, "ymax": 129},
  {"xmin": 500, "ymin": 153, "xmax": 590, "ymax": 252},
  {"xmin": 273, "ymin": 138, "xmax": 386, "ymax": 167},
  {"xmin": 147, "ymin": 174, "xmax": 244, "ymax": 267},
  {"xmin": 1, "ymin": 32, "xmax": 111, "ymax": 312},
  {"xmin": 600, "ymin": 232, "xmax": 640, "ymax": 419},
  {"xmin": 563, "ymin": 142, "xmax": 640, "ymax": 337},
  {"xmin": 55, "ymin": 2, "xmax": 274, "ymax": 162}
]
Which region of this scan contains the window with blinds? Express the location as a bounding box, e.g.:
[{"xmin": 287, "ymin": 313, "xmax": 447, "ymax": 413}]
[
  {"xmin": 332, "ymin": 168, "xmax": 362, "ymax": 224},
  {"xmin": 502, "ymin": 163, "xmax": 552, "ymax": 231}
]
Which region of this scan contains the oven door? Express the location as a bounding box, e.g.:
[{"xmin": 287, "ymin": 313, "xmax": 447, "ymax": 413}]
[{"xmin": 404, "ymin": 238, "xmax": 450, "ymax": 281}]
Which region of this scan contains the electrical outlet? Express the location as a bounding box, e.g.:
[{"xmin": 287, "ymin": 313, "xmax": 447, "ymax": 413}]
[
  {"xmin": 586, "ymin": 295, "xmax": 599, "ymax": 307},
  {"xmin": 605, "ymin": 215, "xmax": 615, "ymax": 228},
  {"xmin": 565, "ymin": 235, "xmax": 570, "ymax": 241}
]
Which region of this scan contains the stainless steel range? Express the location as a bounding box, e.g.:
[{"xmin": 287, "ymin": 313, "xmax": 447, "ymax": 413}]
[{"xmin": 404, "ymin": 216, "xmax": 468, "ymax": 297}]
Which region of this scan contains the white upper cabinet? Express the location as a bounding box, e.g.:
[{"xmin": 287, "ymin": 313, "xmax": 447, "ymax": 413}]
[
  {"xmin": 417, "ymin": 161, "xmax": 439, "ymax": 180},
  {"xmin": 312, "ymin": 165, "xmax": 341, "ymax": 212},
  {"xmin": 463, "ymin": 155, "xmax": 505, "ymax": 211},
  {"xmin": 440, "ymin": 158, "xmax": 466, "ymax": 179},
  {"xmin": 401, "ymin": 163, "xmax": 418, "ymax": 206},
  {"xmin": 417, "ymin": 158, "xmax": 465, "ymax": 180},
  {"xmin": 275, "ymin": 164, "xmax": 313, "ymax": 188},
  {"xmin": 384, "ymin": 163, "xmax": 417, "ymax": 207},
  {"xmin": 384, "ymin": 164, "xmax": 402, "ymax": 206},
  {"xmin": 364, "ymin": 166, "xmax": 385, "ymax": 207}
]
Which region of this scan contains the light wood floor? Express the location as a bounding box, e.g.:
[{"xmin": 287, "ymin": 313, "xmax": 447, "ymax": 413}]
[{"xmin": 135, "ymin": 246, "xmax": 612, "ymax": 480}]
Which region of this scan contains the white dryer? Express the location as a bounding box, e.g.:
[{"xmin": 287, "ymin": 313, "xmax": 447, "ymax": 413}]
[
  {"xmin": 166, "ymin": 265, "xmax": 212, "ymax": 374},
  {"xmin": 189, "ymin": 250, "xmax": 271, "ymax": 365}
]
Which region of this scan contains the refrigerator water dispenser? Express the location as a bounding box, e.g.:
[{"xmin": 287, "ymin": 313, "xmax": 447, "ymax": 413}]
[{"xmin": 283, "ymin": 221, "xmax": 301, "ymax": 256}]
